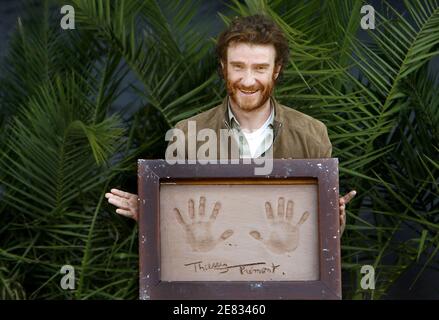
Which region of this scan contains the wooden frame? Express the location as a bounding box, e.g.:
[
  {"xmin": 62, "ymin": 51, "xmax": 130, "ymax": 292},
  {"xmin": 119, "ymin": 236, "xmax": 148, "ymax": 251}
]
[{"xmin": 138, "ymin": 159, "xmax": 341, "ymax": 299}]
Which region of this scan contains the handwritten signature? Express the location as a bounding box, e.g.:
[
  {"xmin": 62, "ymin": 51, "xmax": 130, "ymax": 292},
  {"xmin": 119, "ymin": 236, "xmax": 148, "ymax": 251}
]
[{"xmin": 184, "ymin": 260, "xmax": 280, "ymax": 275}]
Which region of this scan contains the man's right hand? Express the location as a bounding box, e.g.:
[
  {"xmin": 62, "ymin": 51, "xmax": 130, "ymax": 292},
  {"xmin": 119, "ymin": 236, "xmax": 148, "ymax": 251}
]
[{"xmin": 105, "ymin": 189, "xmax": 139, "ymax": 221}]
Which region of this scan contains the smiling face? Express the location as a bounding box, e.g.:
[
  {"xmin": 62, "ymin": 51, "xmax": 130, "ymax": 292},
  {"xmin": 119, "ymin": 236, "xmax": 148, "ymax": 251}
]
[{"xmin": 222, "ymin": 42, "xmax": 281, "ymax": 112}]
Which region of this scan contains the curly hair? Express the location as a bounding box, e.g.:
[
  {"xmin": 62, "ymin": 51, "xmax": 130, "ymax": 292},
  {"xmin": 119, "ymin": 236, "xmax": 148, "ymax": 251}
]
[{"xmin": 216, "ymin": 14, "xmax": 290, "ymax": 78}]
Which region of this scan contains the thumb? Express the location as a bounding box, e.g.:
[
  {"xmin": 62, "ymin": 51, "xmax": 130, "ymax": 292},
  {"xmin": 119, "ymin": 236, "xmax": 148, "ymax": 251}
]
[
  {"xmin": 219, "ymin": 229, "xmax": 234, "ymax": 241},
  {"xmin": 249, "ymin": 230, "xmax": 263, "ymax": 241}
]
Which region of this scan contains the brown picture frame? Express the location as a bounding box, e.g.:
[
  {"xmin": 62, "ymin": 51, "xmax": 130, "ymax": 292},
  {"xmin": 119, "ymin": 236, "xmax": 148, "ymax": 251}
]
[{"xmin": 138, "ymin": 159, "xmax": 341, "ymax": 300}]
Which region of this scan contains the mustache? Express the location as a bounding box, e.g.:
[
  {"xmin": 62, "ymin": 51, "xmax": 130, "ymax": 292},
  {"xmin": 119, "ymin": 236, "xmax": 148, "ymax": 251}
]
[
  {"xmin": 233, "ymin": 84, "xmax": 263, "ymax": 91},
  {"xmin": 236, "ymin": 87, "xmax": 261, "ymax": 92}
]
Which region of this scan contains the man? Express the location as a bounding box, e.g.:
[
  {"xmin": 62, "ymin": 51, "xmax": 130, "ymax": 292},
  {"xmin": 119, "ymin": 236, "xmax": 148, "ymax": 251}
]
[{"xmin": 105, "ymin": 14, "xmax": 356, "ymax": 234}]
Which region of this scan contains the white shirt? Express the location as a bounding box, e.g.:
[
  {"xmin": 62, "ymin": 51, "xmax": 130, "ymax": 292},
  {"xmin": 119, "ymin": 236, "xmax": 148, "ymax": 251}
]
[{"xmin": 228, "ymin": 102, "xmax": 274, "ymax": 158}]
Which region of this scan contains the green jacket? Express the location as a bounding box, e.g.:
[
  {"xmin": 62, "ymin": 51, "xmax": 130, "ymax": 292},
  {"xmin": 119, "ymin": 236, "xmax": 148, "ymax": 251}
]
[{"xmin": 172, "ymin": 96, "xmax": 332, "ymax": 159}]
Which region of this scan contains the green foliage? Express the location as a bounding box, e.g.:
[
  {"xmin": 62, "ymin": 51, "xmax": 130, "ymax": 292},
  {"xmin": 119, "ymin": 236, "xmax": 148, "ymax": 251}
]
[{"xmin": 0, "ymin": 0, "xmax": 437, "ymax": 299}]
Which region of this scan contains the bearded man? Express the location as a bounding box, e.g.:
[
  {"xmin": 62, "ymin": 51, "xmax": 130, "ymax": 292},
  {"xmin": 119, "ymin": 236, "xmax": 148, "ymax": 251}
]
[{"xmin": 105, "ymin": 14, "xmax": 356, "ymax": 234}]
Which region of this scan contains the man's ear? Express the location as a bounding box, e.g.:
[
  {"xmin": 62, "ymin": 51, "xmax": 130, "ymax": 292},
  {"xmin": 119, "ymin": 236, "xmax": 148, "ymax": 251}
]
[
  {"xmin": 273, "ymin": 64, "xmax": 282, "ymax": 80},
  {"xmin": 220, "ymin": 60, "xmax": 227, "ymax": 78}
]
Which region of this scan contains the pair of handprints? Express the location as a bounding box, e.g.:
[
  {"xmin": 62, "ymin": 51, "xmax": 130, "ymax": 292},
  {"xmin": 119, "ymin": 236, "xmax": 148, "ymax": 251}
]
[{"xmin": 174, "ymin": 196, "xmax": 310, "ymax": 254}]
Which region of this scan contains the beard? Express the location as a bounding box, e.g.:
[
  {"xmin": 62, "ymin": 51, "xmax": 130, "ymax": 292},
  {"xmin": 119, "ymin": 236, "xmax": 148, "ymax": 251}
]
[{"xmin": 225, "ymin": 70, "xmax": 276, "ymax": 112}]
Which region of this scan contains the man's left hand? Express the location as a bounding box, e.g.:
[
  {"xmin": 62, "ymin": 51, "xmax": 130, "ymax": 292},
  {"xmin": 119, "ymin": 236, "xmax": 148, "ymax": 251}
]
[{"xmin": 339, "ymin": 190, "xmax": 356, "ymax": 236}]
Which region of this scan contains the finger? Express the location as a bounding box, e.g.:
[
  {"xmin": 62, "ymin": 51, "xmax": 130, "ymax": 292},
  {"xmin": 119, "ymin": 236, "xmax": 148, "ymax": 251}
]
[
  {"xmin": 174, "ymin": 208, "xmax": 186, "ymax": 226},
  {"xmin": 116, "ymin": 208, "xmax": 134, "ymax": 219},
  {"xmin": 116, "ymin": 209, "xmax": 138, "ymax": 221},
  {"xmin": 110, "ymin": 188, "xmax": 134, "ymax": 199},
  {"xmin": 286, "ymin": 200, "xmax": 294, "ymax": 221},
  {"xmin": 107, "ymin": 196, "xmax": 131, "ymax": 210},
  {"xmin": 265, "ymin": 202, "xmax": 274, "ymax": 221},
  {"xmin": 188, "ymin": 199, "xmax": 195, "ymax": 220},
  {"xmin": 209, "ymin": 202, "xmax": 221, "ymax": 221},
  {"xmin": 340, "ymin": 204, "xmax": 346, "ymax": 215},
  {"xmin": 298, "ymin": 211, "xmax": 310, "ymax": 225},
  {"xmin": 277, "ymin": 197, "xmax": 285, "ymax": 219},
  {"xmin": 340, "ymin": 204, "xmax": 346, "ymax": 225},
  {"xmin": 340, "ymin": 213, "xmax": 346, "ymax": 235},
  {"xmin": 198, "ymin": 196, "xmax": 206, "ymax": 217},
  {"xmin": 219, "ymin": 229, "xmax": 234, "ymax": 241},
  {"xmin": 340, "ymin": 212, "xmax": 346, "ymax": 228},
  {"xmin": 249, "ymin": 230, "xmax": 262, "ymax": 241},
  {"xmin": 342, "ymin": 190, "xmax": 357, "ymax": 204}
]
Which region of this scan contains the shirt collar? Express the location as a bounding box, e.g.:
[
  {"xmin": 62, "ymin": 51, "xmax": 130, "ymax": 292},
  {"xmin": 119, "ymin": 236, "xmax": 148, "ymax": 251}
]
[{"xmin": 227, "ymin": 97, "xmax": 275, "ymax": 130}]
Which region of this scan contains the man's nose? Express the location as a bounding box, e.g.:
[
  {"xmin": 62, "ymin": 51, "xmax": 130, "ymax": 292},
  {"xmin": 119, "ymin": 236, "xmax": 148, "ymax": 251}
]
[{"xmin": 240, "ymin": 71, "xmax": 257, "ymax": 87}]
